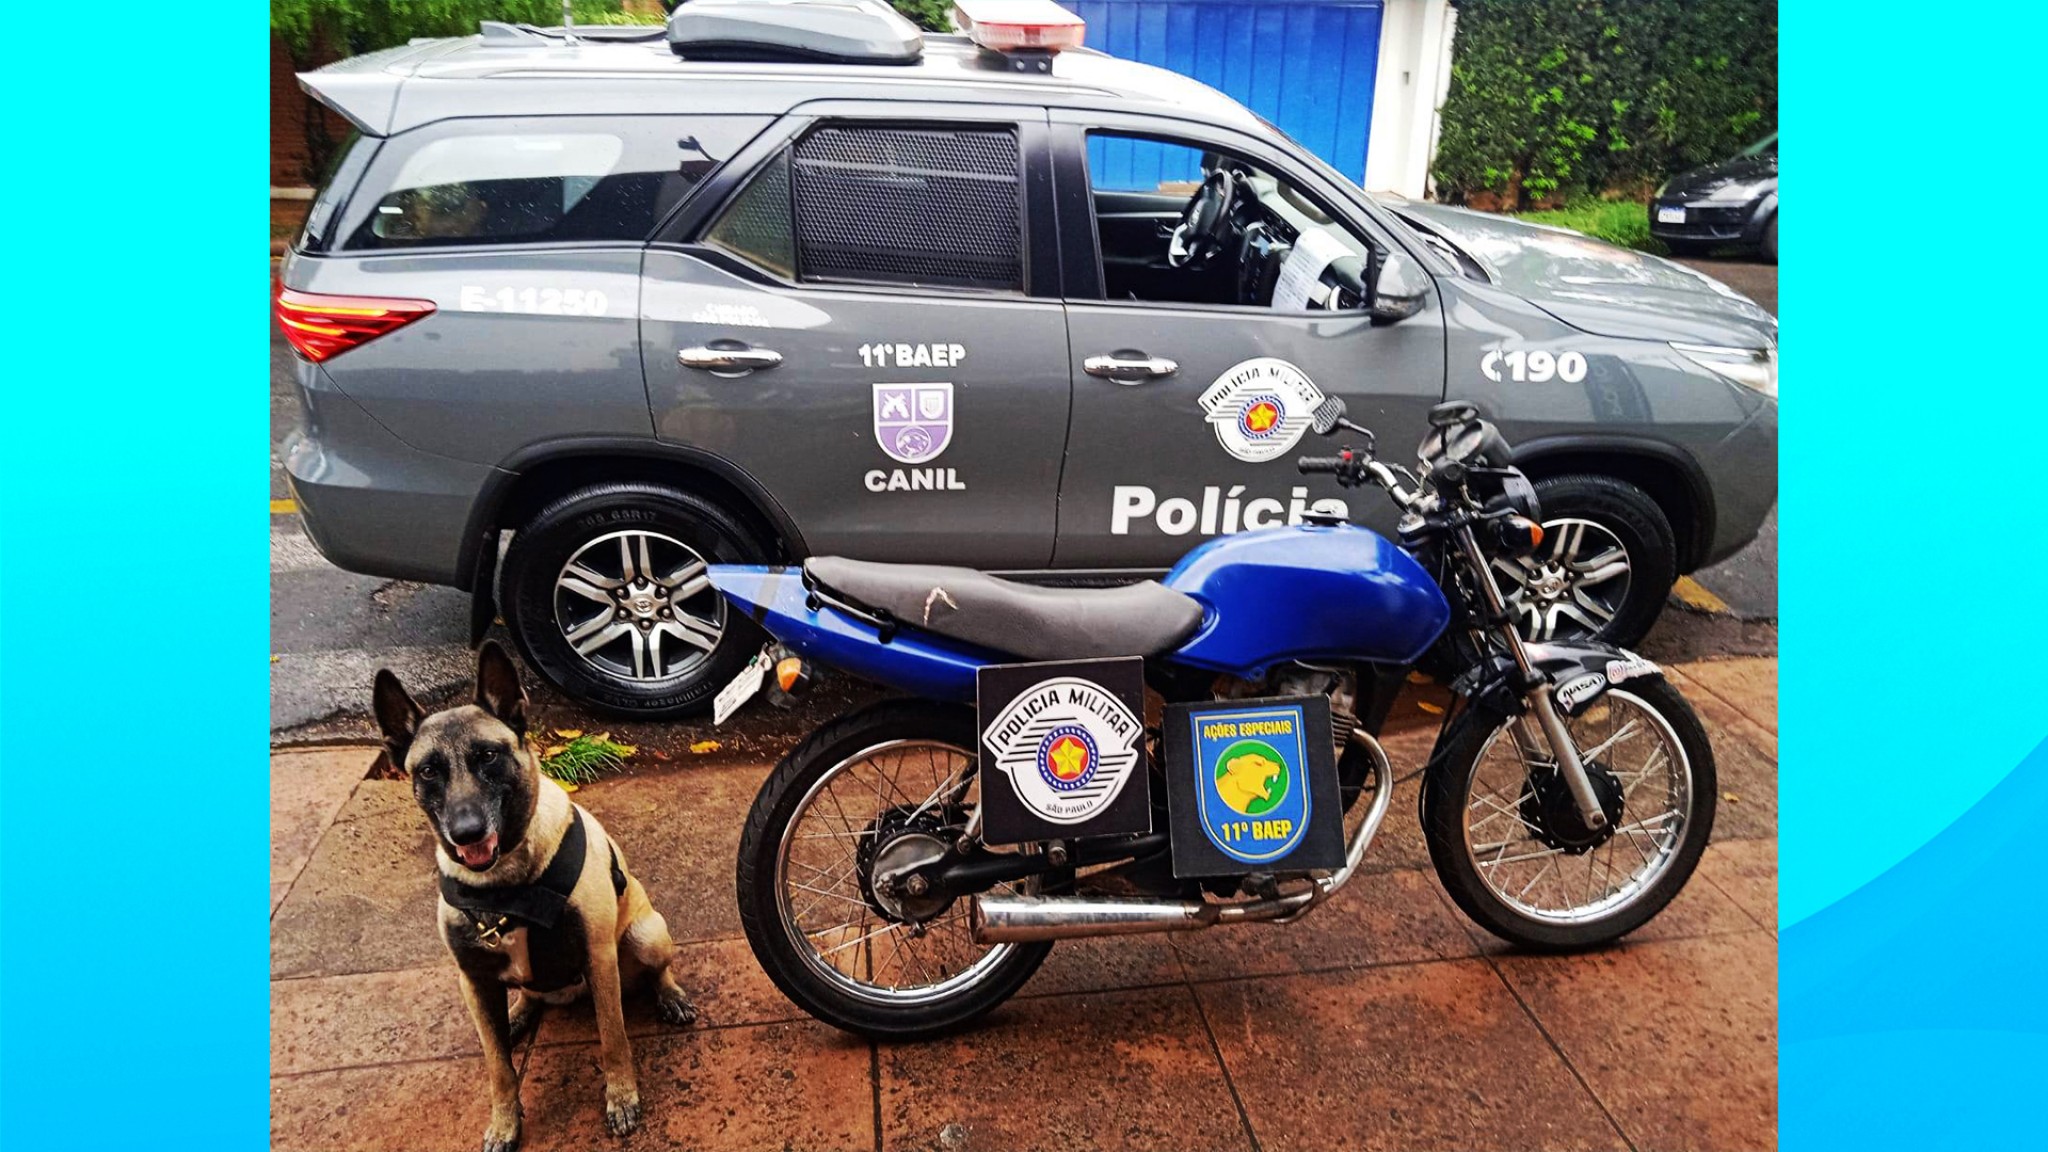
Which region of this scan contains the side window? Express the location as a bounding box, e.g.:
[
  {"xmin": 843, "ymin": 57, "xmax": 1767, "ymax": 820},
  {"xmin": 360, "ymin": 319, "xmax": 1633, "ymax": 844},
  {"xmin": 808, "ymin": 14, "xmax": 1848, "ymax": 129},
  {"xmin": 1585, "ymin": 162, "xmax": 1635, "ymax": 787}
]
[
  {"xmin": 702, "ymin": 124, "xmax": 1024, "ymax": 292},
  {"xmin": 704, "ymin": 150, "xmax": 794, "ymax": 279},
  {"xmin": 338, "ymin": 116, "xmax": 766, "ymax": 251},
  {"xmin": 1083, "ymin": 130, "xmax": 1376, "ymax": 313}
]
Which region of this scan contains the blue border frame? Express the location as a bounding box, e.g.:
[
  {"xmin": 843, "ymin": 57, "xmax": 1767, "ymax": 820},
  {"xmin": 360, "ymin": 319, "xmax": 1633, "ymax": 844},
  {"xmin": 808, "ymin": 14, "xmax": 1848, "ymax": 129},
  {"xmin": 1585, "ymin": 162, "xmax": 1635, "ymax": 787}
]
[
  {"xmin": 2, "ymin": 5, "xmax": 2046, "ymax": 1147},
  {"xmin": 1781, "ymin": 2, "xmax": 2048, "ymax": 1145},
  {"xmin": 0, "ymin": 7, "xmax": 270, "ymax": 1148}
]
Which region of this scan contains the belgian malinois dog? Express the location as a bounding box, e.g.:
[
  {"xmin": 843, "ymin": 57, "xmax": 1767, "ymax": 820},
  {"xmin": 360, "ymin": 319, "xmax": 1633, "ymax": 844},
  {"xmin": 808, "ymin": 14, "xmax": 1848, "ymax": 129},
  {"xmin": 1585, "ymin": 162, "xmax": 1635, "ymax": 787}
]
[{"xmin": 374, "ymin": 642, "xmax": 695, "ymax": 1152}]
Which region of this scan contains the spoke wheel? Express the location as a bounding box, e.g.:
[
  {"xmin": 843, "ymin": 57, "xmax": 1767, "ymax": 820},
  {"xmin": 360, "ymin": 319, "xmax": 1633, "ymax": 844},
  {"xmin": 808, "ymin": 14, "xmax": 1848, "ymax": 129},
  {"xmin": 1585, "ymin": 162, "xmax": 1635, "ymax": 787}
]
[
  {"xmin": 1421, "ymin": 677, "xmax": 1716, "ymax": 949},
  {"xmin": 1462, "ymin": 690, "xmax": 1688, "ymax": 923},
  {"xmin": 738, "ymin": 702, "xmax": 1053, "ymax": 1039},
  {"xmin": 1494, "ymin": 517, "xmax": 1632, "ymax": 642},
  {"xmin": 553, "ymin": 529, "xmax": 725, "ymax": 684},
  {"xmin": 776, "ymin": 738, "xmax": 1031, "ymax": 1006}
]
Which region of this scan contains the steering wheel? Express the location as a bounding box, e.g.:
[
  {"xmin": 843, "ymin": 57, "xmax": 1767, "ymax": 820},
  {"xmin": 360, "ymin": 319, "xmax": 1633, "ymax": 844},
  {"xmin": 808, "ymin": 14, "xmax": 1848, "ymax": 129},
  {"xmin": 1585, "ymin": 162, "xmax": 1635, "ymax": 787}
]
[{"xmin": 1167, "ymin": 168, "xmax": 1237, "ymax": 269}]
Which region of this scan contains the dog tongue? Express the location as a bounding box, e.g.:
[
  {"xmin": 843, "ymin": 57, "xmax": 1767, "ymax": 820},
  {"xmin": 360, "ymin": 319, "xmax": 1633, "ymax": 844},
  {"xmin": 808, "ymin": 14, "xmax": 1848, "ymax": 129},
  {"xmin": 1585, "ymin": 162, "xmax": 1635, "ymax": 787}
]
[{"xmin": 454, "ymin": 833, "xmax": 498, "ymax": 869}]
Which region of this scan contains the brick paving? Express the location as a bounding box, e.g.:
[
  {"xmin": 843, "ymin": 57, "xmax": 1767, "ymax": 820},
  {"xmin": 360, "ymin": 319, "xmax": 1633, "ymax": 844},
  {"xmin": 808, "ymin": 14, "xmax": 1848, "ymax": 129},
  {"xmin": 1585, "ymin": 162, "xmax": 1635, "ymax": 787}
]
[{"xmin": 270, "ymin": 658, "xmax": 1777, "ymax": 1152}]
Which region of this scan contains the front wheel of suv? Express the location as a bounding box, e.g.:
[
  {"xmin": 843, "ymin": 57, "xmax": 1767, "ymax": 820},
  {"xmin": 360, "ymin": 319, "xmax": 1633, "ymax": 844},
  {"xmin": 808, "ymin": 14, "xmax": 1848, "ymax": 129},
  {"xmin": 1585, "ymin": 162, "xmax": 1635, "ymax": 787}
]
[
  {"xmin": 1495, "ymin": 474, "xmax": 1678, "ymax": 649},
  {"xmin": 501, "ymin": 482, "xmax": 767, "ymax": 719}
]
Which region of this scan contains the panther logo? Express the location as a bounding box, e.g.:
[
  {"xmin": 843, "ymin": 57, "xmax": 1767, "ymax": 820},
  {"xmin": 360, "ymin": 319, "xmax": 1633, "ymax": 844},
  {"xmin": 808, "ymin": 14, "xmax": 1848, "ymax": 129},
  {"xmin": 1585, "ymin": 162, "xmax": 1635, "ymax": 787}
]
[{"xmin": 1214, "ymin": 744, "xmax": 1289, "ymax": 816}]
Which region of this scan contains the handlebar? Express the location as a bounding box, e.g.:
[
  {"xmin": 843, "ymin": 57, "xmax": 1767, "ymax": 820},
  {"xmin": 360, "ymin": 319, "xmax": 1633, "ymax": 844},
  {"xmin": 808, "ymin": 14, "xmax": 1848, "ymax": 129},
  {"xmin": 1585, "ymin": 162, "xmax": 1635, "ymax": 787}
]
[
  {"xmin": 1297, "ymin": 448, "xmax": 1419, "ymax": 509},
  {"xmin": 1296, "ymin": 454, "xmax": 1353, "ymax": 475}
]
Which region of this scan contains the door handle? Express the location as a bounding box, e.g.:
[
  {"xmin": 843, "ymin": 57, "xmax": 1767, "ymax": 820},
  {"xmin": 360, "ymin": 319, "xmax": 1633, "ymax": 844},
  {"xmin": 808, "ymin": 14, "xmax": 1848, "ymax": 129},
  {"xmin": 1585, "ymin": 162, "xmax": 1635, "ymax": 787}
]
[
  {"xmin": 1084, "ymin": 353, "xmax": 1179, "ymax": 383},
  {"xmin": 678, "ymin": 344, "xmax": 783, "ymax": 375}
]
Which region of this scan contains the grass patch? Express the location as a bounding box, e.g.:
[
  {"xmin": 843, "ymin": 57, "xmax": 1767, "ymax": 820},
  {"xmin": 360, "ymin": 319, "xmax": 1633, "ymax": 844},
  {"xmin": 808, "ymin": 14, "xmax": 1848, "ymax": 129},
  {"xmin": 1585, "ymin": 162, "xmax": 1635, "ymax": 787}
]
[
  {"xmin": 539, "ymin": 731, "xmax": 637, "ymax": 787},
  {"xmin": 1512, "ymin": 199, "xmax": 1663, "ymax": 254}
]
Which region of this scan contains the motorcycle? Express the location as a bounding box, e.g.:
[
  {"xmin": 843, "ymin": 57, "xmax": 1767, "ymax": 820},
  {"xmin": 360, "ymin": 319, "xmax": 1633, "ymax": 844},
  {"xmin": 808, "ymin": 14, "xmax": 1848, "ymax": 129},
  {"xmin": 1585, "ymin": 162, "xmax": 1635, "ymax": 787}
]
[{"xmin": 707, "ymin": 398, "xmax": 1715, "ymax": 1040}]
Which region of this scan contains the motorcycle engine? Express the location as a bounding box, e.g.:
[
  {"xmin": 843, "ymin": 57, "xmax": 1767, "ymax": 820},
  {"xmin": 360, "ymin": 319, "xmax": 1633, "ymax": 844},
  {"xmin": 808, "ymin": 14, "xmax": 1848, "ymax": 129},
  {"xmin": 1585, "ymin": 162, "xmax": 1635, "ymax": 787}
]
[{"xmin": 1214, "ymin": 663, "xmax": 1359, "ymax": 763}]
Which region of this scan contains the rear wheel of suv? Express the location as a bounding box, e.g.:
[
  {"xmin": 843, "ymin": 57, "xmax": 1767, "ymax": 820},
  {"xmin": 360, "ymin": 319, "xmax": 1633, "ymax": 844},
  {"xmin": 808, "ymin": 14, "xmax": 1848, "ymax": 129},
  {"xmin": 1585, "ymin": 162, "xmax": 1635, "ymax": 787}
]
[
  {"xmin": 1496, "ymin": 474, "xmax": 1677, "ymax": 649},
  {"xmin": 501, "ymin": 482, "xmax": 767, "ymax": 719}
]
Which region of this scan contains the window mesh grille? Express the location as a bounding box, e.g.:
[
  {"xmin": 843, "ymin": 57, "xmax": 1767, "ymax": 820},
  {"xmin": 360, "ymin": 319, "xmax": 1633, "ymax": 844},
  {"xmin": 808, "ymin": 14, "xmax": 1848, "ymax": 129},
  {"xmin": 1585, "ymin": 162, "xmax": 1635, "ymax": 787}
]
[
  {"xmin": 705, "ymin": 149, "xmax": 794, "ymax": 278},
  {"xmin": 792, "ymin": 127, "xmax": 1022, "ymax": 290}
]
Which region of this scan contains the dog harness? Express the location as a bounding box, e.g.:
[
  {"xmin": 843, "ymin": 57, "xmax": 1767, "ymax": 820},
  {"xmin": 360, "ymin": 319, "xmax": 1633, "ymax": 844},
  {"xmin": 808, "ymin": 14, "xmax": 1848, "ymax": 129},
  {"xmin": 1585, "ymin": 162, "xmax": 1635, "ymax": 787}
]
[{"xmin": 439, "ymin": 806, "xmax": 627, "ymax": 942}]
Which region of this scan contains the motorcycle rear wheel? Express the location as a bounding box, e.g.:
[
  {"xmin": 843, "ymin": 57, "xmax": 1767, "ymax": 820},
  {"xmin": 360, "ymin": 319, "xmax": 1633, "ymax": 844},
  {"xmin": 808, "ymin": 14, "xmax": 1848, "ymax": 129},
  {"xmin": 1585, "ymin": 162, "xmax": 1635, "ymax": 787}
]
[
  {"xmin": 1422, "ymin": 678, "xmax": 1716, "ymax": 949},
  {"xmin": 735, "ymin": 700, "xmax": 1052, "ymax": 1040}
]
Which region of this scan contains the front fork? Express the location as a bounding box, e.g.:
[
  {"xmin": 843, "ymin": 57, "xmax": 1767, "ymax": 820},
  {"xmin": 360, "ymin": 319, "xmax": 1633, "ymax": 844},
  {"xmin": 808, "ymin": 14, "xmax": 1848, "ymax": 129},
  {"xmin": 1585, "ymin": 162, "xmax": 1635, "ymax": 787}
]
[{"xmin": 1450, "ymin": 524, "xmax": 1609, "ymax": 830}]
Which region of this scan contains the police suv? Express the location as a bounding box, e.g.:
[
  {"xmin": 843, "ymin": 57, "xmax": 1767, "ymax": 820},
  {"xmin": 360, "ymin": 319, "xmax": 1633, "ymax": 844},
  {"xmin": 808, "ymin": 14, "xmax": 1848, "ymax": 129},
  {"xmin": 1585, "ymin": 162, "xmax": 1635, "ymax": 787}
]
[{"xmin": 279, "ymin": 0, "xmax": 1778, "ymax": 717}]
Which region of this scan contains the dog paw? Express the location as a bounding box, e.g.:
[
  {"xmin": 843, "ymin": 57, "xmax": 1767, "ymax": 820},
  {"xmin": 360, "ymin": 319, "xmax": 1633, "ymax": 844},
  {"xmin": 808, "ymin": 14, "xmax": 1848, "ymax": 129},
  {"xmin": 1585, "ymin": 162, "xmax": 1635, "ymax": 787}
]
[
  {"xmin": 656, "ymin": 988, "xmax": 698, "ymax": 1028},
  {"xmin": 604, "ymin": 1091, "xmax": 642, "ymax": 1137},
  {"xmin": 480, "ymin": 1122, "xmax": 521, "ymax": 1152}
]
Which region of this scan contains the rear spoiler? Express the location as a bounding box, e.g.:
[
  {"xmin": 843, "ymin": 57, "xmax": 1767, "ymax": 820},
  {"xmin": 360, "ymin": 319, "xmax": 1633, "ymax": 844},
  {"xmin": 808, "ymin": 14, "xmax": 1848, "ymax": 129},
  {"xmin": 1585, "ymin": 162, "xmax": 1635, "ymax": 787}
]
[{"xmin": 298, "ymin": 38, "xmax": 468, "ymax": 135}]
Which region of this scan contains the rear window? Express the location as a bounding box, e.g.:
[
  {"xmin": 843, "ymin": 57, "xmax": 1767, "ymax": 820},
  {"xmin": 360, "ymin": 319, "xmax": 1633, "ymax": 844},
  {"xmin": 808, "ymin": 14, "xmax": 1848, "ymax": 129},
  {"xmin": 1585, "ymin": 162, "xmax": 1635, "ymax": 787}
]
[
  {"xmin": 297, "ymin": 131, "xmax": 374, "ymax": 253},
  {"xmin": 336, "ymin": 115, "xmax": 768, "ymax": 251}
]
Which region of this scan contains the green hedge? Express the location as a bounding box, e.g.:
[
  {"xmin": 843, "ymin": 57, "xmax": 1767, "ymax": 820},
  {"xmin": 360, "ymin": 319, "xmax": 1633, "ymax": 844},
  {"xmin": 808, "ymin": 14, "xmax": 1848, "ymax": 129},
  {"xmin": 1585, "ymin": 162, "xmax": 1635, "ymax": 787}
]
[{"xmin": 1432, "ymin": 0, "xmax": 1776, "ymax": 207}]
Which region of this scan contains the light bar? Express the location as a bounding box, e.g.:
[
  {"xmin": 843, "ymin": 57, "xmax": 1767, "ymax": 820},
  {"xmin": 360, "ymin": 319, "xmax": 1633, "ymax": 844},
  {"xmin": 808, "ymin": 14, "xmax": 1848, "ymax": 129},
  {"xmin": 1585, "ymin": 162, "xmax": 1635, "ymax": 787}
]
[{"xmin": 954, "ymin": 0, "xmax": 1085, "ymax": 54}]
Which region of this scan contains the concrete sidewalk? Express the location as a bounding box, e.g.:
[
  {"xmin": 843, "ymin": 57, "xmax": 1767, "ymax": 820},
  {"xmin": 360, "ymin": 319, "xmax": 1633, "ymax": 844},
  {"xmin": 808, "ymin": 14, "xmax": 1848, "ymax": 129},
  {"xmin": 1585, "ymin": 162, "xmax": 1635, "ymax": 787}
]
[{"xmin": 271, "ymin": 658, "xmax": 1777, "ymax": 1152}]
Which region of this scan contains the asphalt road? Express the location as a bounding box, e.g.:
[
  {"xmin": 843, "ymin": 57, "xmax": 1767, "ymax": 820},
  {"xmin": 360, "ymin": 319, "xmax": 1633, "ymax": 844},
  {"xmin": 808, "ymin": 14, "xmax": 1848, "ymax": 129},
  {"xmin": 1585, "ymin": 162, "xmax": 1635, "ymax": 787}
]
[{"xmin": 271, "ymin": 255, "xmax": 1777, "ymax": 738}]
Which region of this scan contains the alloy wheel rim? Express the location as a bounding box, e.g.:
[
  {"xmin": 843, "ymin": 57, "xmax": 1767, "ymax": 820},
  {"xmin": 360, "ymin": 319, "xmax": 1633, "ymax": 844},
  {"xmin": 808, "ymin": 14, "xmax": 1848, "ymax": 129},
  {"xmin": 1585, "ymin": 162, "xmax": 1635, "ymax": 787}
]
[
  {"xmin": 1493, "ymin": 517, "xmax": 1632, "ymax": 641},
  {"xmin": 1460, "ymin": 688, "xmax": 1692, "ymax": 924},
  {"xmin": 774, "ymin": 739, "xmax": 1027, "ymax": 1006},
  {"xmin": 552, "ymin": 529, "xmax": 725, "ymax": 682}
]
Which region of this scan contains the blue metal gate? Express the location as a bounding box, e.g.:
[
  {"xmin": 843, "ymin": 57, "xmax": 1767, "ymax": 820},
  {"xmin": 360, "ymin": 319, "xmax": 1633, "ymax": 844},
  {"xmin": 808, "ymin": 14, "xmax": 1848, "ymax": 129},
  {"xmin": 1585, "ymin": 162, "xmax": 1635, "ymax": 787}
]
[{"xmin": 1068, "ymin": 0, "xmax": 1384, "ymax": 187}]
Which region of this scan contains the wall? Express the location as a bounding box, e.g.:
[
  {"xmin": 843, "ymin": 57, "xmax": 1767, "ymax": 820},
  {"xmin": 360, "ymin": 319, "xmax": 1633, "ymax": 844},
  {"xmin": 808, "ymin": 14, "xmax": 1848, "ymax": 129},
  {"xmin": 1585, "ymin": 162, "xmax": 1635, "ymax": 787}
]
[
  {"xmin": 1362, "ymin": 0, "xmax": 1456, "ymax": 198},
  {"xmin": 272, "ymin": 35, "xmax": 349, "ymax": 188},
  {"xmin": 1068, "ymin": 0, "xmax": 1385, "ymax": 186}
]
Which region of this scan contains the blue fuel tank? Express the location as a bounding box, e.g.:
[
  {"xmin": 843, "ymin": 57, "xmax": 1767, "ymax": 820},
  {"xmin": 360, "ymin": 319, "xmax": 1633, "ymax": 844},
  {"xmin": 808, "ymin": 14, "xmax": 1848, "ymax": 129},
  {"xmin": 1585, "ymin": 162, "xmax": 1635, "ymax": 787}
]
[{"xmin": 1161, "ymin": 523, "xmax": 1451, "ymax": 676}]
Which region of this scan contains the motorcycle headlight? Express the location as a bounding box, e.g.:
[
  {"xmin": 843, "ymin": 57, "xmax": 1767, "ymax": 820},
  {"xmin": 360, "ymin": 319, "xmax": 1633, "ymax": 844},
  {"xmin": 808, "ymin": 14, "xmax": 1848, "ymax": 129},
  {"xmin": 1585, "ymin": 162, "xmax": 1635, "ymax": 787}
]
[{"xmin": 1672, "ymin": 342, "xmax": 1776, "ymax": 398}]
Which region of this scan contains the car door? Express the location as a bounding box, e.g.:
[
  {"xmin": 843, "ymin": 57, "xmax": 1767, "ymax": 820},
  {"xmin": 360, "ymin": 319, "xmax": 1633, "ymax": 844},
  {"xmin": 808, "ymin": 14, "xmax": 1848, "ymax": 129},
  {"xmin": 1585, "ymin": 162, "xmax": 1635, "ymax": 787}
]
[
  {"xmin": 641, "ymin": 105, "xmax": 1068, "ymax": 568},
  {"xmin": 1047, "ymin": 114, "xmax": 1448, "ymax": 569}
]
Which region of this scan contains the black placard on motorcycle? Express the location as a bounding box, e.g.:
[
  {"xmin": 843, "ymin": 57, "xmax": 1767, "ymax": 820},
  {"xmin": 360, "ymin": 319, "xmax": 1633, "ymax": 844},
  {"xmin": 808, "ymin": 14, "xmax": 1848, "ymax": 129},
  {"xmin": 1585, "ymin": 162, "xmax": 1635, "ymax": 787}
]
[
  {"xmin": 1163, "ymin": 695, "xmax": 1345, "ymax": 878},
  {"xmin": 976, "ymin": 657, "xmax": 1151, "ymax": 846}
]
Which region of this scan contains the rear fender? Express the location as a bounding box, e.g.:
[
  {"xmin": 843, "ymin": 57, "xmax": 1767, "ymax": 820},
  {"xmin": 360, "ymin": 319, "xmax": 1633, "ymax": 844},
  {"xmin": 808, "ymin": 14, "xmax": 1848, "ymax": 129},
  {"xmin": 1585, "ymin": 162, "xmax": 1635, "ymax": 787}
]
[{"xmin": 707, "ymin": 565, "xmax": 1000, "ymax": 702}]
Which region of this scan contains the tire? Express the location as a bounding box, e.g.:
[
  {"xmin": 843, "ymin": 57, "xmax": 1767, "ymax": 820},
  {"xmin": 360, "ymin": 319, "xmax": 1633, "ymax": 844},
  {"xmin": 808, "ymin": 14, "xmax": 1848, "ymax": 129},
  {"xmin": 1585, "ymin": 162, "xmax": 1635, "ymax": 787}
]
[
  {"xmin": 736, "ymin": 701, "xmax": 1053, "ymax": 1040},
  {"xmin": 1422, "ymin": 677, "xmax": 1716, "ymax": 949},
  {"xmin": 1499, "ymin": 474, "xmax": 1677, "ymax": 648},
  {"xmin": 501, "ymin": 482, "xmax": 766, "ymax": 719},
  {"xmin": 1759, "ymin": 213, "xmax": 1778, "ymax": 264}
]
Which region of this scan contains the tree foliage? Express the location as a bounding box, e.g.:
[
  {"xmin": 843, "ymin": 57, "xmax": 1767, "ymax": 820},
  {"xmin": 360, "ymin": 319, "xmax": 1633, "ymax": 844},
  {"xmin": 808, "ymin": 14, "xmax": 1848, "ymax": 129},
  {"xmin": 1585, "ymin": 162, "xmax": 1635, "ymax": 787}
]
[
  {"xmin": 1431, "ymin": 0, "xmax": 1776, "ymax": 206},
  {"xmin": 271, "ymin": 0, "xmax": 951, "ymax": 179},
  {"xmin": 273, "ymin": 0, "xmax": 950, "ymax": 64}
]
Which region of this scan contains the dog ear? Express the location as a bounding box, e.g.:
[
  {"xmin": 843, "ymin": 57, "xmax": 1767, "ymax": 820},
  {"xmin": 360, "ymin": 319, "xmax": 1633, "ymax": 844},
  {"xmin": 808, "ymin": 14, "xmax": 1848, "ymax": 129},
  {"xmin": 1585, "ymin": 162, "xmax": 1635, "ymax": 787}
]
[
  {"xmin": 372, "ymin": 669, "xmax": 424, "ymax": 766},
  {"xmin": 475, "ymin": 640, "xmax": 527, "ymax": 737}
]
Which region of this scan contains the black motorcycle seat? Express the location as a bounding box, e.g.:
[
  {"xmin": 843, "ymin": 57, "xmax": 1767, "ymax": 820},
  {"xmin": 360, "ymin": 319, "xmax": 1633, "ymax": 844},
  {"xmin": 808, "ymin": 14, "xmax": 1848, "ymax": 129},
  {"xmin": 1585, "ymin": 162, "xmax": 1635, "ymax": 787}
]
[{"xmin": 803, "ymin": 557, "xmax": 1205, "ymax": 661}]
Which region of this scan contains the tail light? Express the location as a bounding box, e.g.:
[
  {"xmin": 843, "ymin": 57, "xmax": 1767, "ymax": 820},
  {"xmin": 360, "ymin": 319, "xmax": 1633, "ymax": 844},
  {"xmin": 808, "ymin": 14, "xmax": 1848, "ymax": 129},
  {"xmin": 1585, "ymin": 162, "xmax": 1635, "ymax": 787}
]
[{"xmin": 275, "ymin": 286, "xmax": 435, "ymax": 363}]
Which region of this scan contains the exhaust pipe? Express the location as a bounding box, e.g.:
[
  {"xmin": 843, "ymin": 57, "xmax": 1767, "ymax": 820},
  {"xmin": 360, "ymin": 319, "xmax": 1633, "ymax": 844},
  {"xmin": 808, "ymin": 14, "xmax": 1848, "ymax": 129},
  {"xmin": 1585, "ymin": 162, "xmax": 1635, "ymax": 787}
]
[{"xmin": 971, "ymin": 731, "xmax": 1395, "ymax": 944}]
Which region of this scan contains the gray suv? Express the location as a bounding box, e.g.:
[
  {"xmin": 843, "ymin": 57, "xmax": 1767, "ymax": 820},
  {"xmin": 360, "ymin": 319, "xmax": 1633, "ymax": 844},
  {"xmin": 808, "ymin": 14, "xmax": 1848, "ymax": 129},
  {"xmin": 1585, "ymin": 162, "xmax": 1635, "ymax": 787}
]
[{"xmin": 279, "ymin": 4, "xmax": 1777, "ymax": 718}]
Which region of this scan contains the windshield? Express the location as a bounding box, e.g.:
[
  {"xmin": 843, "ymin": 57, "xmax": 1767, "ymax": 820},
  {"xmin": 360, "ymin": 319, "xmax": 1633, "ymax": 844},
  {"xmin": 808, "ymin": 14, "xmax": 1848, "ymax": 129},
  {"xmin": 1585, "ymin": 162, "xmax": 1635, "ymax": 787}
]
[{"xmin": 1738, "ymin": 132, "xmax": 1777, "ymax": 158}]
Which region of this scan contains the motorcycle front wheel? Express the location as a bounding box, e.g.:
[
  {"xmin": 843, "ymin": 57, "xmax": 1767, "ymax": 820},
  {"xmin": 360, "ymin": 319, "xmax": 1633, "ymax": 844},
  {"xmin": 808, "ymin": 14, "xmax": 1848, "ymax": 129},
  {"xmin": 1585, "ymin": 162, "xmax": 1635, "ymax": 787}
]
[
  {"xmin": 1422, "ymin": 678, "xmax": 1716, "ymax": 949},
  {"xmin": 734, "ymin": 700, "xmax": 1052, "ymax": 1040}
]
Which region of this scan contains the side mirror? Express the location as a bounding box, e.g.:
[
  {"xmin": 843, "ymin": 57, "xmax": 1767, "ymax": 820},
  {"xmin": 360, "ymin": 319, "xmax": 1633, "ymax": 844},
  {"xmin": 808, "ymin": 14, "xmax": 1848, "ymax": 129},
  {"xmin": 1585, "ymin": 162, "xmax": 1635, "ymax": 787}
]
[
  {"xmin": 1311, "ymin": 396, "xmax": 1348, "ymax": 436},
  {"xmin": 1366, "ymin": 250, "xmax": 1429, "ymax": 325}
]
